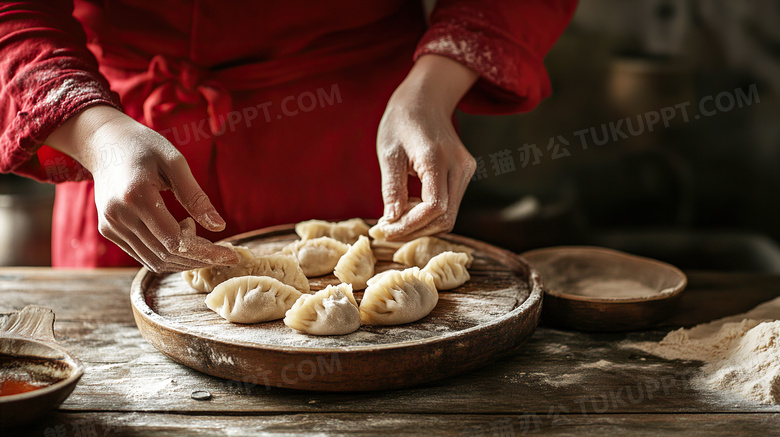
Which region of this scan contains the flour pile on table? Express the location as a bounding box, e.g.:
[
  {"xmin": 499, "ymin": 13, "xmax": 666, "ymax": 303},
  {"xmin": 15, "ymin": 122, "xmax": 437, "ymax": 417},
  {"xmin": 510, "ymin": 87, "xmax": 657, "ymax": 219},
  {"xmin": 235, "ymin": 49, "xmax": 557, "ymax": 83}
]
[{"xmin": 632, "ymin": 297, "xmax": 780, "ymax": 404}]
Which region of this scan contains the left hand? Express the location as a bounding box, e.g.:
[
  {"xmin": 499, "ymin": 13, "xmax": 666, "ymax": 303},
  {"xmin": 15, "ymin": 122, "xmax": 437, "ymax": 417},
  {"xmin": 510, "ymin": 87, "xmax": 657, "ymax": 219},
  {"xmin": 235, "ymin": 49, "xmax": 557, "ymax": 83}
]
[{"xmin": 371, "ymin": 54, "xmax": 478, "ymax": 241}]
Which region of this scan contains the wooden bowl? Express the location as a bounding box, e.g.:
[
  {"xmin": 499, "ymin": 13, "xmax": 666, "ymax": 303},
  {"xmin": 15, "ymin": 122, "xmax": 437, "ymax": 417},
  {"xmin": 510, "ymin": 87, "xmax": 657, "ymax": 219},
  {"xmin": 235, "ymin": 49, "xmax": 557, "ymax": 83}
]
[
  {"xmin": 0, "ymin": 306, "xmax": 85, "ymax": 428},
  {"xmin": 520, "ymin": 246, "xmax": 687, "ymax": 332},
  {"xmin": 131, "ymin": 224, "xmax": 543, "ymax": 391}
]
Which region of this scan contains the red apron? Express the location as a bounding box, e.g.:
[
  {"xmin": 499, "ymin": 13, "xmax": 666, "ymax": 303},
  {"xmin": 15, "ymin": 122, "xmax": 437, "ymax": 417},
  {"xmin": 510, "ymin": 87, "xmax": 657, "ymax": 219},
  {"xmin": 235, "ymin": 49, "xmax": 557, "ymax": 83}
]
[{"xmin": 53, "ymin": 2, "xmax": 425, "ymax": 267}]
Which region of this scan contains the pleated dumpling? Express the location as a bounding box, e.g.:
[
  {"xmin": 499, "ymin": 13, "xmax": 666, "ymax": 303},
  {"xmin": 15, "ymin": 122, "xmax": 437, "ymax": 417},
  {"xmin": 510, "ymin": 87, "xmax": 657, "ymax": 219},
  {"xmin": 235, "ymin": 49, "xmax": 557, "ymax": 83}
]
[
  {"xmin": 205, "ymin": 276, "xmax": 302, "ymax": 324},
  {"xmin": 282, "ymin": 237, "xmax": 349, "ymax": 277},
  {"xmin": 366, "ymin": 269, "xmax": 401, "ymax": 288},
  {"xmin": 181, "ymin": 243, "xmax": 252, "ymax": 292},
  {"xmin": 392, "ymin": 236, "xmax": 474, "ymax": 269},
  {"xmin": 284, "ymin": 284, "xmax": 360, "ymax": 335},
  {"xmin": 422, "ymin": 251, "xmax": 471, "ymax": 290},
  {"xmin": 334, "ymin": 236, "xmax": 376, "ymax": 290},
  {"xmin": 360, "ymin": 267, "xmax": 438, "ymax": 325},
  {"xmin": 246, "ymin": 254, "xmax": 310, "ymax": 293},
  {"xmin": 295, "ymin": 218, "xmax": 370, "ymax": 244},
  {"xmin": 182, "ymin": 243, "xmax": 310, "ymax": 293}
]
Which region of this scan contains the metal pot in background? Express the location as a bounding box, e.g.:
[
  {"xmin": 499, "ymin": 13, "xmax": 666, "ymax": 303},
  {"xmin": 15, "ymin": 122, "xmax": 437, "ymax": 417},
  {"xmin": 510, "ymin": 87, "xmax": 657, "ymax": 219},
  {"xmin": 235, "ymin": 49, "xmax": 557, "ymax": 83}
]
[
  {"xmin": 0, "ymin": 175, "xmax": 54, "ymax": 266},
  {"xmin": 607, "ymin": 55, "xmax": 695, "ymax": 128}
]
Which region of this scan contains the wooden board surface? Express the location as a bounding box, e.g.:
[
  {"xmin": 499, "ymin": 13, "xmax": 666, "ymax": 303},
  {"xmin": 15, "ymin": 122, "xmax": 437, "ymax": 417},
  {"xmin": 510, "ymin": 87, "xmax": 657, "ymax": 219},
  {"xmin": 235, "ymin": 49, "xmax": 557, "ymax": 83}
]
[
  {"xmin": 6, "ymin": 412, "xmax": 780, "ymax": 437},
  {"xmin": 1, "ymin": 269, "xmax": 780, "ymax": 435},
  {"xmin": 131, "ymin": 226, "xmax": 543, "ymax": 391}
]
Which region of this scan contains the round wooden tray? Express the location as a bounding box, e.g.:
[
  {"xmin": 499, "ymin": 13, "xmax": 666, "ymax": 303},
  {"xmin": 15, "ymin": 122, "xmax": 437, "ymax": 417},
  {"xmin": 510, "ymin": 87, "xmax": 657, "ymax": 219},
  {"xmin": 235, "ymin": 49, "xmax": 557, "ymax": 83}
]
[{"xmin": 130, "ymin": 224, "xmax": 543, "ymax": 391}]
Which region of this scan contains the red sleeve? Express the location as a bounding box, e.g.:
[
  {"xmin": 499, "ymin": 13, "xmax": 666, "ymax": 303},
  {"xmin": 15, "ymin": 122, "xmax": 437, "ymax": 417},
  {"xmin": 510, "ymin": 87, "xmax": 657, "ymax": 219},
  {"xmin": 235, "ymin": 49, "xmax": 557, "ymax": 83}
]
[
  {"xmin": 0, "ymin": 1, "xmax": 122, "ymax": 183},
  {"xmin": 415, "ymin": 0, "xmax": 577, "ymax": 115}
]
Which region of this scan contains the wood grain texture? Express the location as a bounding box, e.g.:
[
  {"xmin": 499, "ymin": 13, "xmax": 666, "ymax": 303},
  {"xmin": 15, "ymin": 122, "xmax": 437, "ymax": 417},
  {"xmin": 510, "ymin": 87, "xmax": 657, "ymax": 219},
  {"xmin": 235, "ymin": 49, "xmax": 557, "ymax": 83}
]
[
  {"xmin": 5, "ymin": 412, "xmax": 780, "ymax": 437},
  {"xmin": 2, "ymin": 268, "xmax": 780, "ymax": 435},
  {"xmin": 131, "ymin": 226, "xmax": 543, "ymax": 391}
]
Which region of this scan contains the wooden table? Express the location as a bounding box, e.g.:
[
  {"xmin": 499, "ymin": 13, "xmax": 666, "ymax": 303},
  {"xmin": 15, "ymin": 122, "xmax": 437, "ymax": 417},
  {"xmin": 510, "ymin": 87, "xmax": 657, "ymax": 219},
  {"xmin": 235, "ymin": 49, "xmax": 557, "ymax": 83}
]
[{"xmin": 2, "ymin": 268, "xmax": 780, "ymax": 436}]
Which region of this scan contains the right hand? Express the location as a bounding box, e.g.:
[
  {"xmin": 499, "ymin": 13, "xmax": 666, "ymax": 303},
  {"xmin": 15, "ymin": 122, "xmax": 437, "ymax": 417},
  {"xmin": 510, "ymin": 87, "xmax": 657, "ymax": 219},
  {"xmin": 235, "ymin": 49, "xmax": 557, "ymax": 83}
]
[
  {"xmin": 370, "ymin": 54, "xmax": 478, "ymax": 241},
  {"xmin": 46, "ymin": 105, "xmax": 239, "ymax": 272}
]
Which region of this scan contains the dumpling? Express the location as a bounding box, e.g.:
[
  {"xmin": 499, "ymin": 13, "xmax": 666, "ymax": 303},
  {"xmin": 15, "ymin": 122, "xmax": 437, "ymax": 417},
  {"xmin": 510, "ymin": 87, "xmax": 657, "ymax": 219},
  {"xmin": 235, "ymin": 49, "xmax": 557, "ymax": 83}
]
[
  {"xmin": 282, "ymin": 237, "xmax": 349, "ymax": 277},
  {"xmin": 261, "ymin": 254, "xmax": 310, "ymax": 293},
  {"xmin": 360, "ymin": 267, "xmax": 438, "ymax": 325},
  {"xmin": 392, "ymin": 236, "xmax": 474, "ymax": 268},
  {"xmin": 366, "ymin": 269, "xmax": 400, "ymax": 287},
  {"xmin": 284, "ymin": 284, "xmax": 360, "ymax": 335},
  {"xmin": 295, "ymin": 218, "xmax": 370, "ymax": 244},
  {"xmin": 422, "ymin": 251, "xmax": 471, "ymax": 290},
  {"xmin": 182, "ymin": 243, "xmax": 310, "ymax": 293},
  {"xmin": 181, "ymin": 243, "xmax": 252, "ymax": 292},
  {"xmin": 370, "ymin": 238, "xmax": 404, "ymax": 262},
  {"xmin": 205, "ymin": 276, "xmax": 302, "ymax": 324},
  {"xmin": 333, "ymin": 235, "xmax": 376, "ymax": 290}
]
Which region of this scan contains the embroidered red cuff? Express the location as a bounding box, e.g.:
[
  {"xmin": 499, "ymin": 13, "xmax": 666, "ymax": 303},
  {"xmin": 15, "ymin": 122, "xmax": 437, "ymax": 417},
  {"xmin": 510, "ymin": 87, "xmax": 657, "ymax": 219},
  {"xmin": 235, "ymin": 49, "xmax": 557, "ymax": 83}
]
[
  {"xmin": 0, "ymin": 72, "xmax": 122, "ymax": 183},
  {"xmin": 415, "ymin": 23, "xmax": 552, "ymax": 115}
]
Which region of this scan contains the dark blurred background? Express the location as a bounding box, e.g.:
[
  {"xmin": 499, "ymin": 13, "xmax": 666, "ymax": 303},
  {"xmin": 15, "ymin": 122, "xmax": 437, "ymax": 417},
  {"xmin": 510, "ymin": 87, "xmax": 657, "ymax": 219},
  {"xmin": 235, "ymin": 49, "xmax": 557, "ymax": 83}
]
[
  {"xmin": 454, "ymin": 0, "xmax": 780, "ymax": 272},
  {"xmin": 1, "ymin": 0, "xmax": 779, "ymax": 272}
]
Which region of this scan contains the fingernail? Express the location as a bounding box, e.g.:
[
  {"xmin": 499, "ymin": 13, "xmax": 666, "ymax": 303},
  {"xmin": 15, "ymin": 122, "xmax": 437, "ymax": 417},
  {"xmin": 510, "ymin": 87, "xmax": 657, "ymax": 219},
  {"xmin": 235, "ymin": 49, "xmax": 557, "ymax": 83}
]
[
  {"xmin": 207, "ymin": 211, "xmax": 226, "ymax": 228},
  {"xmin": 385, "ymin": 203, "xmax": 400, "ymax": 220}
]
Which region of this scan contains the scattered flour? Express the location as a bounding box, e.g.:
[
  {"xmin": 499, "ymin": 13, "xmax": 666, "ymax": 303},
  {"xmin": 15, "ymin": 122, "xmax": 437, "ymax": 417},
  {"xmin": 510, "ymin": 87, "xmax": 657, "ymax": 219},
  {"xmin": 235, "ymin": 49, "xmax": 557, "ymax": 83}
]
[
  {"xmin": 571, "ymin": 278, "xmax": 673, "ymax": 299},
  {"xmin": 577, "ymin": 358, "xmax": 664, "ymax": 371},
  {"xmin": 542, "ymin": 343, "xmax": 571, "ymax": 355},
  {"xmin": 632, "ymin": 296, "xmax": 780, "ymax": 404},
  {"xmin": 578, "ymin": 359, "xmax": 616, "ymax": 369},
  {"xmin": 534, "ymin": 372, "xmax": 585, "ymax": 388},
  {"xmin": 124, "ymin": 376, "xmax": 176, "ymax": 399}
]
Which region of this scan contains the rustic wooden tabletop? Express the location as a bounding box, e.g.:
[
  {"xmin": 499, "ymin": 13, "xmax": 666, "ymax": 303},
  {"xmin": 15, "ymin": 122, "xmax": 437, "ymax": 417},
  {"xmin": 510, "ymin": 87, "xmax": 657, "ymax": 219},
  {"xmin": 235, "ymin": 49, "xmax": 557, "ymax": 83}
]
[{"xmin": 2, "ymin": 268, "xmax": 780, "ymax": 436}]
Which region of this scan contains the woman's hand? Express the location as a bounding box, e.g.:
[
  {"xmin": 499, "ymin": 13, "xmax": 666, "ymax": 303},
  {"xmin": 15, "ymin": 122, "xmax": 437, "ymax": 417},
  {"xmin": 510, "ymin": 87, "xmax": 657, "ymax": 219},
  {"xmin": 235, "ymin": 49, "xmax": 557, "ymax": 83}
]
[
  {"xmin": 46, "ymin": 105, "xmax": 239, "ymax": 272},
  {"xmin": 372, "ymin": 54, "xmax": 478, "ymax": 241}
]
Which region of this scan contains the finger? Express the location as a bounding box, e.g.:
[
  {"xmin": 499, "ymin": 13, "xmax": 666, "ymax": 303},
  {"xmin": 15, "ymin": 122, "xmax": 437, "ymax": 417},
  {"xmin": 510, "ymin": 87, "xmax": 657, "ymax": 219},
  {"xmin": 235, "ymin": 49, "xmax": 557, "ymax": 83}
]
[
  {"xmin": 378, "ymin": 147, "xmax": 409, "ymax": 222},
  {"xmin": 104, "ymin": 217, "xmax": 201, "ymax": 271},
  {"xmin": 125, "ymin": 219, "xmax": 216, "ymax": 270},
  {"xmin": 440, "ymin": 153, "xmax": 474, "ymax": 228},
  {"xmin": 99, "ymin": 225, "xmax": 146, "ymax": 266},
  {"xmin": 380, "ymin": 164, "xmax": 448, "ymax": 240},
  {"xmin": 134, "ymin": 188, "xmax": 238, "ymax": 266},
  {"xmin": 408, "ymin": 146, "xmax": 475, "ymax": 233},
  {"xmin": 377, "ymin": 147, "xmax": 474, "ymax": 241},
  {"xmin": 175, "ymin": 217, "xmax": 239, "ymax": 265},
  {"xmin": 399, "ymin": 169, "xmax": 464, "ymax": 240},
  {"xmin": 165, "ymin": 156, "xmax": 227, "ymax": 232},
  {"xmin": 411, "ymin": 150, "xmax": 475, "ymax": 238},
  {"xmin": 102, "ymin": 223, "xmax": 192, "ymax": 273}
]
